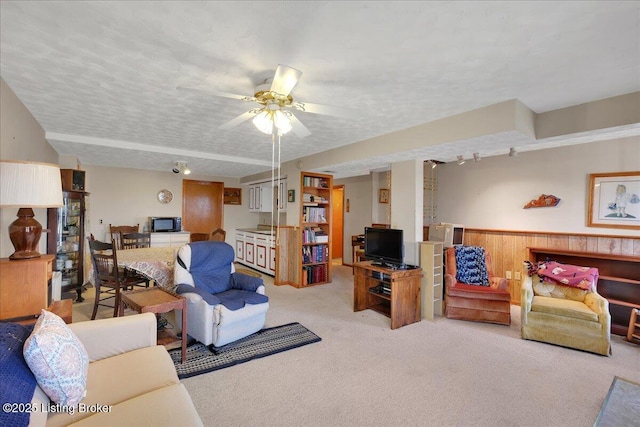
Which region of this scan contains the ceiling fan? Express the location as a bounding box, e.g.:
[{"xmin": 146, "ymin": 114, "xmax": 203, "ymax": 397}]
[{"xmin": 177, "ymin": 65, "xmax": 354, "ymax": 137}]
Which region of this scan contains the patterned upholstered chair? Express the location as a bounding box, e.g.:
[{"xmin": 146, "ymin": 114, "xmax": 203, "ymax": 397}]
[{"xmin": 444, "ymin": 246, "xmax": 511, "ymax": 325}]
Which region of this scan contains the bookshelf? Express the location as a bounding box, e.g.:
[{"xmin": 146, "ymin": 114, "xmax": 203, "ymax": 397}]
[
  {"xmin": 299, "ymin": 171, "xmax": 333, "ymax": 286},
  {"xmin": 419, "ymin": 241, "xmax": 444, "ymax": 319}
]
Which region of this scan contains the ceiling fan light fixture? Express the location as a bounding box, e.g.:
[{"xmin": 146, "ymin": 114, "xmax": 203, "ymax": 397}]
[
  {"xmin": 273, "ymin": 110, "xmax": 292, "ymax": 135},
  {"xmin": 252, "ymin": 110, "xmax": 274, "ymax": 135}
]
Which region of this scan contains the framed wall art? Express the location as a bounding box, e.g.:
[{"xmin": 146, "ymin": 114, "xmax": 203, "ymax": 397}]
[
  {"xmin": 288, "ymin": 189, "xmax": 295, "ymax": 203},
  {"xmin": 587, "ymin": 171, "xmax": 640, "ymax": 230},
  {"xmin": 379, "ymin": 188, "xmax": 389, "ymax": 204}
]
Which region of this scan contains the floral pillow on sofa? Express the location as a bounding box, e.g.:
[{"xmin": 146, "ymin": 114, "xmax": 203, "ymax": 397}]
[
  {"xmin": 23, "ymin": 310, "xmax": 89, "ymax": 406},
  {"xmin": 455, "ymin": 246, "xmax": 489, "ymax": 286}
]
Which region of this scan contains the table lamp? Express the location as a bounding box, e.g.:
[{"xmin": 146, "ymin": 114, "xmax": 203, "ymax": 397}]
[{"xmin": 0, "ymin": 160, "xmax": 63, "ymax": 260}]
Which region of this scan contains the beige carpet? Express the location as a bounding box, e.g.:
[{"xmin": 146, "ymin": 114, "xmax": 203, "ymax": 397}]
[{"xmin": 73, "ymin": 266, "xmax": 640, "ymax": 426}]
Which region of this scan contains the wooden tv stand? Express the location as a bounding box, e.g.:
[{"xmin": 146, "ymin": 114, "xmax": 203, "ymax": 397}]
[
  {"xmin": 528, "ymin": 247, "xmax": 640, "ymax": 336},
  {"xmin": 353, "ymin": 261, "xmax": 422, "ymax": 329}
]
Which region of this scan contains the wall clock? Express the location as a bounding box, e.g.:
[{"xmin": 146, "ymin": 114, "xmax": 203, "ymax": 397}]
[{"xmin": 157, "ymin": 189, "xmax": 173, "ymax": 204}]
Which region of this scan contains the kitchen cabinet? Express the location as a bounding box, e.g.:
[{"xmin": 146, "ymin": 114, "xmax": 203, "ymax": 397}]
[
  {"xmin": 149, "ymin": 232, "xmax": 191, "ymax": 248},
  {"xmin": 235, "ymin": 229, "xmax": 276, "ymax": 276},
  {"xmin": 248, "ymin": 179, "xmax": 286, "ymax": 213}
]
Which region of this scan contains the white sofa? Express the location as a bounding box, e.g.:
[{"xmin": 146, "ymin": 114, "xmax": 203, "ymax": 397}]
[{"xmin": 29, "ymin": 313, "xmax": 203, "ymax": 426}]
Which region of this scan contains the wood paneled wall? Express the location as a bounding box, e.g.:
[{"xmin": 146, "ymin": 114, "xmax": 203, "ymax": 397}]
[{"xmin": 462, "ymin": 229, "xmax": 640, "ymax": 304}]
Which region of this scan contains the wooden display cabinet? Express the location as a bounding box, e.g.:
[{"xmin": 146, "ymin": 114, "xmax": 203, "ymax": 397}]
[
  {"xmin": 299, "ymin": 172, "xmax": 333, "ymax": 286},
  {"xmin": 47, "ymin": 190, "xmax": 87, "ymax": 302}
]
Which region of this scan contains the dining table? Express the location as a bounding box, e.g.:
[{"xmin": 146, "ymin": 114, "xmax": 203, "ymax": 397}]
[{"xmin": 116, "ymin": 246, "xmax": 177, "ymax": 288}]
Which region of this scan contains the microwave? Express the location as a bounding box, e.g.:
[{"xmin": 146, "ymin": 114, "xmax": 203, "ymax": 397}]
[{"xmin": 149, "ymin": 217, "xmax": 182, "ymax": 232}]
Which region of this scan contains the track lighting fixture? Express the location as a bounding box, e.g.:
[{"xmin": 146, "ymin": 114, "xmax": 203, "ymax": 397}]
[
  {"xmin": 457, "ymin": 155, "xmax": 466, "ymax": 165},
  {"xmin": 473, "ymin": 152, "xmax": 481, "ymax": 162},
  {"xmin": 173, "ymin": 161, "xmax": 191, "ymax": 175},
  {"xmin": 509, "ymin": 147, "xmax": 518, "ymax": 157}
]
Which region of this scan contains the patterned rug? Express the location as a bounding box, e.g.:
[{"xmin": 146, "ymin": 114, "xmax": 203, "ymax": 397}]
[
  {"xmin": 168, "ymin": 322, "xmax": 321, "ymax": 379},
  {"xmin": 594, "ymin": 376, "xmax": 640, "ymax": 426}
]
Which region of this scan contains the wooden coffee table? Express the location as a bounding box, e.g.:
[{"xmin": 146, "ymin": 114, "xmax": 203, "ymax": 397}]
[{"xmin": 120, "ymin": 287, "xmax": 187, "ymax": 363}]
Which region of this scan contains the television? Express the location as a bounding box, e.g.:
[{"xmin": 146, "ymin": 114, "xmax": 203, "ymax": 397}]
[
  {"xmin": 364, "ymin": 227, "xmax": 404, "ymax": 267},
  {"xmin": 428, "ymin": 223, "xmax": 464, "ymax": 247}
]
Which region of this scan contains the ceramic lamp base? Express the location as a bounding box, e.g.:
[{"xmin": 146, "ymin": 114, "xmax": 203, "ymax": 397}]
[{"xmin": 8, "ymin": 208, "xmax": 43, "ymax": 260}]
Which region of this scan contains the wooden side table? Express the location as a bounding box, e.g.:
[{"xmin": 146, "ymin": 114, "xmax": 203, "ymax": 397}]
[{"xmin": 120, "ymin": 287, "xmax": 187, "ymax": 363}]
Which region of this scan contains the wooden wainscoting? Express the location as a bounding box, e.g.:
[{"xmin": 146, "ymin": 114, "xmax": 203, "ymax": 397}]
[{"xmin": 462, "ymin": 229, "xmax": 640, "ymax": 304}]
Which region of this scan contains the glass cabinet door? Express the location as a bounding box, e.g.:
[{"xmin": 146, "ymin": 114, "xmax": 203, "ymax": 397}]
[{"xmin": 48, "ymin": 191, "xmax": 85, "ymax": 301}]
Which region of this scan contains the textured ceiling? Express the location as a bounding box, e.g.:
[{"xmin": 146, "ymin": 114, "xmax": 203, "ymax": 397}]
[{"xmin": 1, "ymin": 1, "xmax": 639, "ymax": 178}]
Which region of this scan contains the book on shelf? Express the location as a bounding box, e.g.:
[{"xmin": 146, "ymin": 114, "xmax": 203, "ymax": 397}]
[
  {"xmin": 303, "ymin": 176, "xmax": 329, "ymax": 188},
  {"xmin": 303, "ymin": 207, "xmax": 327, "ymax": 223}
]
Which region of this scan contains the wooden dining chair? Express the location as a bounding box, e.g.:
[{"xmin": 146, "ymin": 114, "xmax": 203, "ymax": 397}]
[
  {"xmin": 210, "ymin": 228, "xmax": 226, "ymax": 242},
  {"xmin": 190, "ymin": 233, "xmax": 210, "ymax": 243},
  {"xmin": 88, "ymin": 239, "xmax": 148, "ymax": 319},
  {"xmin": 109, "ymin": 224, "xmax": 139, "ymax": 249},
  {"xmin": 120, "ymin": 232, "xmax": 151, "ymax": 249}
]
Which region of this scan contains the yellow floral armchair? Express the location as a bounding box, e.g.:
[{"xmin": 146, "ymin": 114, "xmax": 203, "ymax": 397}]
[{"xmin": 521, "ymin": 262, "xmax": 611, "ymax": 356}]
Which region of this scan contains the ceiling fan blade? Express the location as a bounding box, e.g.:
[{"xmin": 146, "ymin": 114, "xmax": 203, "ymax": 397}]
[
  {"xmin": 177, "ymin": 86, "xmax": 254, "ymax": 102},
  {"xmin": 270, "ymin": 65, "xmax": 302, "ymax": 97},
  {"xmin": 291, "ymin": 101, "xmax": 359, "ymax": 119},
  {"xmin": 219, "ymin": 110, "xmax": 258, "ymax": 130},
  {"xmin": 289, "ymin": 113, "xmax": 312, "ymax": 138}
]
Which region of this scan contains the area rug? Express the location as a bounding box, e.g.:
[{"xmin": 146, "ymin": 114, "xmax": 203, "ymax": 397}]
[
  {"xmin": 168, "ymin": 322, "xmax": 321, "ymax": 379},
  {"xmin": 594, "ymin": 376, "xmax": 640, "ymax": 426}
]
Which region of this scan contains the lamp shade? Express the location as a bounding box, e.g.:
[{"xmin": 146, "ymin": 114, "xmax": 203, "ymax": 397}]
[
  {"xmin": 1, "ymin": 160, "xmax": 63, "ymax": 259},
  {"xmin": 1, "ymin": 160, "xmax": 63, "ymax": 207}
]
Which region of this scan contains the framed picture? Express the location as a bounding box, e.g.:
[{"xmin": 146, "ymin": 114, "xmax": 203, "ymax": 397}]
[
  {"xmin": 587, "ymin": 171, "xmax": 640, "ymax": 230},
  {"xmin": 379, "ymin": 188, "xmax": 389, "ymax": 204},
  {"xmin": 223, "ymin": 187, "xmax": 242, "ymax": 205},
  {"xmin": 288, "ymin": 189, "xmax": 295, "ymax": 203}
]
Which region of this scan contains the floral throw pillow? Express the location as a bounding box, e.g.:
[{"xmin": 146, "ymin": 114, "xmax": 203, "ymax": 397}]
[
  {"xmin": 455, "ymin": 246, "xmax": 489, "ymax": 286},
  {"xmin": 23, "ymin": 310, "xmax": 89, "ymax": 406}
]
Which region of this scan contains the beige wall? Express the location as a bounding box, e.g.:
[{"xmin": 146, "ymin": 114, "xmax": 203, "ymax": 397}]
[
  {"xmin": 84, "ymin": 164, "xmax": 257, "ymax": 251},
  {"xmin": 0, "ymin": 78, "xmax": 59, "ymax": 258},
  {"xmin": 435, "ymin": 137, "xmax": 640, "ymax": 236}
]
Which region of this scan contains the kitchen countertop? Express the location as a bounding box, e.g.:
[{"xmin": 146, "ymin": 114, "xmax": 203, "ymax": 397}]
[{"xmin": 236, "ymin": 228, "xmax": 275, "ymax": 235}]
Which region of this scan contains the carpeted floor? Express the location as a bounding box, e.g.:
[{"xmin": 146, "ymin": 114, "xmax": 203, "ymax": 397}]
[
  {"xmin": 594, "ymin": 376, "xmax": 640, "ymax": 426},
  {"xmin": 169, "ymin": 322, "xmax": 321, "ymax": 379}
]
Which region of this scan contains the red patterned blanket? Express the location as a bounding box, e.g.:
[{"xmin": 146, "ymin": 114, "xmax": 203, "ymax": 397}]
[{"xmin": 527, "ymin": 260, "xmax": 598, "ymax": 290}]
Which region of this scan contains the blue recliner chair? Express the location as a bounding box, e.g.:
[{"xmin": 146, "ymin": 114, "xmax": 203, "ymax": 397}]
[{"xmin": 174, "ymin": 241, "xmax": 269, "ymax": 347}]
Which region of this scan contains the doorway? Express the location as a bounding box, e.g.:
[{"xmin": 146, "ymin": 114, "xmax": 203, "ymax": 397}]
[
  {"xmin": 182, "ymin": 180, "xmax": 224, "ymax": 235},
  {"xmin": 332, "ymin": 185, "xmax": 344, "ymax": 264}
]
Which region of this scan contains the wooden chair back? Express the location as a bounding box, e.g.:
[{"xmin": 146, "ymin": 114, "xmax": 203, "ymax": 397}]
[
  {"xmin": 109, "ymin": 224, "xmax": 139, "ymax": 249},
  {"xmin": 210, "ymin": 228, "xmax": 226, "ymax": 242},
  {"xmin": 120, "ymin": 232, "xmax": 151, "ymax": 249},
  {"xmin": 190, "ymin": 233, "xmax": 210, "ymax": 243},
  {"xmin": 88, "ymin": 239, "xmax": 121, "ymax": 284}
]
